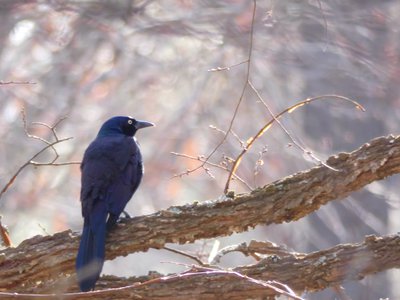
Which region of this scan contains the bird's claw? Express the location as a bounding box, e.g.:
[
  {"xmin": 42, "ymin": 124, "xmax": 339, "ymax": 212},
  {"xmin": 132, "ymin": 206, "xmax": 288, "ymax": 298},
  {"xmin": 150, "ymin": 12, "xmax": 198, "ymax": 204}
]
[{"xmin": 118, "ymin": 210, "xmax": 132, "ymax": 223}]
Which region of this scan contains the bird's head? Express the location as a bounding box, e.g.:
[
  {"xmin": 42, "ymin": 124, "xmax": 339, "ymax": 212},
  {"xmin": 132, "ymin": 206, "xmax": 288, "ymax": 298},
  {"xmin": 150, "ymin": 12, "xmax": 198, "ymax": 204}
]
[{"xmin": 97, "ymin": 116, "xmax": 154, "ymax": 137}]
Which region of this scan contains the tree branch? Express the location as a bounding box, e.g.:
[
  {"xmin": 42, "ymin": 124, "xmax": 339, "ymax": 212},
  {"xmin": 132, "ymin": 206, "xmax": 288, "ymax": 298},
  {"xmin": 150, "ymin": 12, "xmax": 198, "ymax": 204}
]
[
  {"xmin": 4, "ymin": 234, "xmax": 400, "ymax": 299},
  {"xmin": 0, "ymin": 111, "xmax": 80, "ymax": 204},
  {"xmin": 1, "ymin": 134, "xmax": 399, "ymax": 293}
]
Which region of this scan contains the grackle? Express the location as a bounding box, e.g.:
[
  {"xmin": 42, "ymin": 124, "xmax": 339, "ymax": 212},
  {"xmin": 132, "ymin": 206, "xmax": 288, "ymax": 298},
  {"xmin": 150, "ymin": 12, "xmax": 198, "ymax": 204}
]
[{"xmin": 76, "ymin": 116, "xmax": 154, "ymax": 291}]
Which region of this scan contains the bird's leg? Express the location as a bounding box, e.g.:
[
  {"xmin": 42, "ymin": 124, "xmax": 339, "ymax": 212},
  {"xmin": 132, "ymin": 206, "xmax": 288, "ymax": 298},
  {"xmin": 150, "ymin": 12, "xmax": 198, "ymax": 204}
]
[
  {"xmin": 122, "ymin": 210, "xmax": 132, "ymax": 219},
  {"xmin": 118, "ymin": 210, "xmax": 132, "ymax": 224},
  {"xmin": 106, "ymin": 214, "xmax": 119, "ymax": 231},
  {"xmin": 107, "ymin": 211, "xmax": 132, "ymax": 229}
]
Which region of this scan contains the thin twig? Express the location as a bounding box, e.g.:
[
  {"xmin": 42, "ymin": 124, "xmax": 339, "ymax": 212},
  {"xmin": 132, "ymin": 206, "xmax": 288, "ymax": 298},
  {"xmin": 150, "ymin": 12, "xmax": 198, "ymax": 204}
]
[
  {"xmin": 168, "ymin": 269, "xmax": 305, "ymax": 300},
  {"xmin": 0, "ymin": 110, "xmax": 80, "ymax": 202},
  {"xmin": 172, "ymin": 0, "xmax": 257, "ymax": 180},
  {"xmin": 30, "ymin": 161, "xmax": 80, "ymax": 167},
  {"xmin": 231, "ymin": 129, "xmax": 246, "ymax": 148},
  {"xmin": 270, "ymin": 280, "xmax": 299, "ymax": 298},
  {"xmin": 22, "ymin": 109, "xmax": 58, "ymax": 160},
  {"xmin": 163, "ymin": 246, "xmax": 205, "ymax": 266},
  {"xmin": 171, "ymin": 152, "xmax": 253, "ymax": 190},
  {"xmin": 207, "ymin": 60, "xmax": 249, "ymax": 72},
  {"xmin": 249, "ymin": 80, "xmax": 339, "ymax": 173},
  {"xmin": 208, "ymin": 0, "xmax": 256, "ymax": 158},
  {"xmin": 0, "ymin": 81, "xmax": 36, "ymax": 85},
  {"xmin": 210, "ymin": 240, "xmax": 293, "ymax": 264},
  {"xmin": 209, "ymin": 126, "xmax": 245, "ymax": 149},
  {"xmin": 224, "ymin": 94, "xmax": 365, "ymax": 193}
]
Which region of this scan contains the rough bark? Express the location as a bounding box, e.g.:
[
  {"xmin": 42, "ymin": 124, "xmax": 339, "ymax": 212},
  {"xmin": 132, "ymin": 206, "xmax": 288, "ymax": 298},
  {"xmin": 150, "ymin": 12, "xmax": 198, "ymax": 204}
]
[
  {"xmin": 0, "ymin": 134, "xmax": 399, "ymax": 296},
  {"xmin": 2, "ymin": 234, "xmax": 400, "ymax": 299}
]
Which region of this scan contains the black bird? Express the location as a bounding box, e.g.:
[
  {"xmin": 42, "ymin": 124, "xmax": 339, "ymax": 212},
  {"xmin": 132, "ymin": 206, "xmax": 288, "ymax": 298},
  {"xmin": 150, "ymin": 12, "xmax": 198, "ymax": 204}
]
[{"xmin": 76, "ymin": 116, "xmax": 154, "ymax": 291}]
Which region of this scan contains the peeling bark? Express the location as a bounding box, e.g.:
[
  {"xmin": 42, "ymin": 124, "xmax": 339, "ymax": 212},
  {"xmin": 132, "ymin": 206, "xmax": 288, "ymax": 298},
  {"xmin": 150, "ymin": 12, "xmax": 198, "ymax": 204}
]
[{"xmin": 2, "ymin": 235, "xmax": 400, "ymax": 299}]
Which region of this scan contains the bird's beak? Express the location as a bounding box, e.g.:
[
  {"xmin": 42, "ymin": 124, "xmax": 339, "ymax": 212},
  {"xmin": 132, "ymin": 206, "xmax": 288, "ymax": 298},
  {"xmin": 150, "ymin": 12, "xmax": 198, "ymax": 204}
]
[{"xmin": 135, "ymin": 120, "xmax": 155, "ymax": 130}]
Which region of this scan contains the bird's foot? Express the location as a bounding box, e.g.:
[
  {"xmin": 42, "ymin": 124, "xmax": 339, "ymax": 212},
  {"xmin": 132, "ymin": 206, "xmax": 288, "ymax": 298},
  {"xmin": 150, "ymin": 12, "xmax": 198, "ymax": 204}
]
[
  {"xmin": 118, "ymin": 210, "xmax": 132, "ymax": 223},
  {"xmin": 122, "ymin": 210, "xmax": 132, "ymax": 218}
]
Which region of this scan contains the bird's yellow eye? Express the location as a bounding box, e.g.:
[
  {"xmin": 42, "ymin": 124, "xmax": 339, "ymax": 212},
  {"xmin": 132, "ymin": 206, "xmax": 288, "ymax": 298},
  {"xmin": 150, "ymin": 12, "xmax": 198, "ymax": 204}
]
[{"xmin": 128, "ymin": 120, "xmax": 133, "ymax": 125}]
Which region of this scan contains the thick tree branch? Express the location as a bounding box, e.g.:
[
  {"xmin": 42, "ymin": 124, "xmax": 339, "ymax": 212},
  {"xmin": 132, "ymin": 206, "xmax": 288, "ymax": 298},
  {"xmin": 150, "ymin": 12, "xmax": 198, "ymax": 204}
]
[
  {"xmin": 4, "ymin": 234, "xmax": 400, "ymax": 299},
  {"xmin": 0, "ymin": 134, "xmax": 399, "ymax": 292}
]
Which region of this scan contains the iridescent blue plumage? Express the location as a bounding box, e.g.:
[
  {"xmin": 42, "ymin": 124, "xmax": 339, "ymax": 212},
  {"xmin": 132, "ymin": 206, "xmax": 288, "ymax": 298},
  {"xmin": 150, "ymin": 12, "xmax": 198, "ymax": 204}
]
[{"xmin": 76, "ymin": 116, "xmax": 154, "ymax": 291}]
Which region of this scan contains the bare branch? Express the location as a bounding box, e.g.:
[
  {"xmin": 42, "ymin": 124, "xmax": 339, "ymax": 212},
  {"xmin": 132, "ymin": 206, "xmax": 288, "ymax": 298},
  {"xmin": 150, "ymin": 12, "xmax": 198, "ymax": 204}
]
[
  {"xmin": 163, "ymin": 246, "xmax": 206, "ymax": 266},
  {"xmin": 173, "ymin": 0, "xmax": 257, "ymax": 180},
  {"xmin": 207, "ymin": 60, "xmax": 249, "ymax": 72},
  {"xmin": 250, "ymin": 81, "xmax": 342, "ymax": 171},
  {"xmin": 210, "ymin": 240, "xmax": 292, "ymax": 264},
  {"xmin": 224, "ymin": 94, "xmax": 365, "ymax": 193},
  {"xmin": 0, "ymin": 110, "xmax": 80, "ymax": 203},
  {"xmin": 171, "ymin": 152, "xmax": 253, "ymax": 190},
  {"xmin": 2, "ymin": 234, "xmax": 400, "ymax": 299},
  {"xmin": 0, "ymin": 268, "xmax": 305, "ymax": 299},
  {"xmin": 0, "ymin": 81, "xmax": 36, "ymax": 85}
]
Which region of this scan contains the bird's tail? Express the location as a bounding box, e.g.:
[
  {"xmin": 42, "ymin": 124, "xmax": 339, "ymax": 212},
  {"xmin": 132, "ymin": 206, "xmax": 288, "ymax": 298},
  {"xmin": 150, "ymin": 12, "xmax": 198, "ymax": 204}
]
[{"xmin": 76, "ymin": 211, "xmax": 107, "ymax": 291}]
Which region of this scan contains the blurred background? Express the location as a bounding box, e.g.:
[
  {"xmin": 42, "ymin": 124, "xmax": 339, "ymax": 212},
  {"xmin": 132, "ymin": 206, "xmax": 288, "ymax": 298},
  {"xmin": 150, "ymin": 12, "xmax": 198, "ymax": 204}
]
[{"xmin": 0, "ymin": 0, "xmax": 399, "ymax": 298}]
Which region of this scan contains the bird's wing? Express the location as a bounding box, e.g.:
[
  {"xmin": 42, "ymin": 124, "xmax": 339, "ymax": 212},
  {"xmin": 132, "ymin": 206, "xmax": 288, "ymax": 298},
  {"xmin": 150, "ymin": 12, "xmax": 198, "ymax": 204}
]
[
  {"xmin": 80, "ymin": 135, "xmax": 136, "ymax": 220},
  {"xmin": 106, "ymin": 143, "xmax": 143, "ymax": 218}
]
